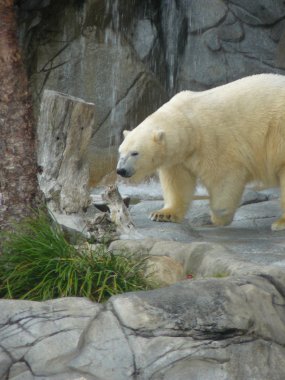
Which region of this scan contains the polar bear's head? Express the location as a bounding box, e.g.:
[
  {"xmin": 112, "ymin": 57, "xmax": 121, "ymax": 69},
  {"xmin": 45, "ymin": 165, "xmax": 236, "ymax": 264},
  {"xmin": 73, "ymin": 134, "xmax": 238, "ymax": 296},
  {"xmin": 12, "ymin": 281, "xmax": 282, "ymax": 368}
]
[{"xmin": 116, "ymin": 125, "xmax": 166, "ymax": 182}]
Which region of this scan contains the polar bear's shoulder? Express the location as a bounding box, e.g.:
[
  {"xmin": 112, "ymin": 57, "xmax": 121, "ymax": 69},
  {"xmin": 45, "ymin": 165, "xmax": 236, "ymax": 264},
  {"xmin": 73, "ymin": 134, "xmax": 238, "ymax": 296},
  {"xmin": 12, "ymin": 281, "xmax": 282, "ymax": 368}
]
[
  {"xmin": 172, "ymin": 74, "xmax": 285, "ymax": 101},
  {"xmin": 167, "ymin": 74, "xmax": 285, "ymax": 112}
]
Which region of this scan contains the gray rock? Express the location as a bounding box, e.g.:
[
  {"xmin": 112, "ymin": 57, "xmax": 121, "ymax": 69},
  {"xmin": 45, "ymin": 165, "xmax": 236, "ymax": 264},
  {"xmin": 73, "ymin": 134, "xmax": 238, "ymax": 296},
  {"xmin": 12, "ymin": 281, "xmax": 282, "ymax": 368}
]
[
  {"xmin": 203, "ymin": 29, "xmax": 221, "ymax": 52},
  {"xmin": 25, "ymin": 330, "xmax": 83, "ymax": 375},
  {"xmin": 29, "ymin": 3, "xmax": 168, "ymax": 153},
  {"xmin": 70, "ymin": 311, "xmax": 134, "ymax": 380},
  {"xmin": 227, "ymin": 24, "xmax": 277, "ymax": 65},
  {"xmin": 240, "ymin": 189, "xmax": 268, "ymax": 205},
  {"xmin": 110, "ymin": 275, "xmax": 285, "ymax": 379},
  {"xmin": 110, "ymin": 239, "xmax": 277, "ymax": 279},
  {"xmin": 177, "ymin": 34, "xmax": 228, "ymax": 90},
  {"xmin": 110, "ymin": 238, "xmax": 157, "ymax": 255},
  {"xmin": 223, "ymin": 10, "xmax": 238, "ymax": 26},
  {"xmin": 0, "ymin": 298, "xmax": 100, "ymax": 379},
  {"xmin": 21, "ymin": 0, "xmax": 285, "ymax": 124},
  {"xmin": 19, "ymin": 0, "xmax": 50, "ymax": 11},
  {"xmin": 132, "ymin": 19, "xmax": 157, "ymax": 60},
  {"xmin": 8, "ymin": 362, "xmax": 33, "ymax": 380},
  {"xmin": 187, "ymin": 0, "xmax": 227, "ymax": 33},
  {"xmin": 217, "ymin": 20, "xmax": 244, "ymax": 42},
  {"xmin": 229, "ymin": 0, "xmax": 285, "ymax": 25},
  {"xmin": 271, "ymin": 19, "xmax": 285, "ymax": 42},
  {"xmin": 0, "ymin": 349, "xmax": 12, "ymax": 380},
  {"xmin": 144, "ymin": 255, "xmax": 185, "ymax": 285},
  {"xmin": 29, "ymin": 5, "xmax": 168, "ymax": 183},
  {"xmin": 234, "ymin": 199, "xmax": 281, "ymax": 222}
]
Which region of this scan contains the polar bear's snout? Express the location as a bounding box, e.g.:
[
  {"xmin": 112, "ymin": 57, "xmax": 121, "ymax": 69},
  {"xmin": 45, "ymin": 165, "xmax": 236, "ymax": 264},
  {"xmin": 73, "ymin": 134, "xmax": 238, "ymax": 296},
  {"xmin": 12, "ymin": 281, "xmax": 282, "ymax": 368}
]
[
  {"xmin": 116, "ymin": 166, "xmax": 134, "ymax": 178},
  {"xmin": 116, "ymin": 156, "xmax": 135, "ymax": 178},
  {"xmin": 116, "ymin": 167, "xmax": 128, "ymax": 177}
]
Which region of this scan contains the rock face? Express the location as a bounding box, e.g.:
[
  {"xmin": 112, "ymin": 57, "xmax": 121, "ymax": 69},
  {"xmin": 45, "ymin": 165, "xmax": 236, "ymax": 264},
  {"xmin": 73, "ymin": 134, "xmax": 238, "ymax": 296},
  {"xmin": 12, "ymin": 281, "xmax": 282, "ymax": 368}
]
[
  {"xmin": 20, "ymin": 0, "xmax": 168, "ymax": 185},
  {"xmin": 18, "ymin": 0, "xmax": 285, "ymax": 183},
  {"xmin": 1, "ymin": 266, "xmax": 285, "ymax": 379}
]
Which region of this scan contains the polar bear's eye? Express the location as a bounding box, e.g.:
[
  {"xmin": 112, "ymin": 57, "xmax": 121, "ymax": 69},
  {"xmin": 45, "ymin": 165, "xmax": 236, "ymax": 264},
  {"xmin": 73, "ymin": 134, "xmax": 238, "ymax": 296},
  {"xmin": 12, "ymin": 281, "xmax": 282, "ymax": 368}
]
[{"xmin": 131, "ymin": 152, "xmax": 139, "ymax": 156}]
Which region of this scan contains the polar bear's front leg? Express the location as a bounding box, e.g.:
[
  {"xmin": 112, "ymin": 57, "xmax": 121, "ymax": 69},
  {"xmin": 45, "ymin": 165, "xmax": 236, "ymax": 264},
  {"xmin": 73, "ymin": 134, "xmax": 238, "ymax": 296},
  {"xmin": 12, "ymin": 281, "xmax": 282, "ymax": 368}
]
[{"xmin": 150, "ymin": 165, "xmax": 196, "ymax": 222}]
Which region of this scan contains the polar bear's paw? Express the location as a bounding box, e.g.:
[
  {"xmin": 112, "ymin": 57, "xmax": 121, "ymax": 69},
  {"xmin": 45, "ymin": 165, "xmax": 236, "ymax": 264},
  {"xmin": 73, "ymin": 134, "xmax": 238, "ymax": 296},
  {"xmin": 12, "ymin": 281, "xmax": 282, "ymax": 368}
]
[
  {"xmin": 150, "ymin": 208, "xmax": 182, "ymax": 223},
  {"xmin": 271, "ymin": 218, "xmax": 285, "ymax": 231},
  {"xmin": 210, "ymin": 209, "xmax": 234, "ymax": 227}
]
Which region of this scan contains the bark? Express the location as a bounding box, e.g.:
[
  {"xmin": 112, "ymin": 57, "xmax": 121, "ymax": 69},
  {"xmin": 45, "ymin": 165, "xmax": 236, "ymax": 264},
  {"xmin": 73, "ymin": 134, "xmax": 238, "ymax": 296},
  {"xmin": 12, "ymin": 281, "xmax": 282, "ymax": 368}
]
[
  {"xmin": 0, "ymin": 0, "xmax": 41, "ymax": 229},
  {"xmin": 37, "ymin": 90, "xmax": 95, "ymax": 214},
  {"xmin": 102, "ymin": 185, "xmax": 142, "ymax": 238}
]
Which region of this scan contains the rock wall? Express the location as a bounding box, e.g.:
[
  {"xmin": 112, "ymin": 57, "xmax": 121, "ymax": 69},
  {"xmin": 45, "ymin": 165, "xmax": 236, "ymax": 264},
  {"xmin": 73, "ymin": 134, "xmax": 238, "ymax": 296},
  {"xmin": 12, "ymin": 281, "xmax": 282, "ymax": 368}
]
[{"xmin": 18, "ymin": 0, "xmax": 285, "ymax": 184}]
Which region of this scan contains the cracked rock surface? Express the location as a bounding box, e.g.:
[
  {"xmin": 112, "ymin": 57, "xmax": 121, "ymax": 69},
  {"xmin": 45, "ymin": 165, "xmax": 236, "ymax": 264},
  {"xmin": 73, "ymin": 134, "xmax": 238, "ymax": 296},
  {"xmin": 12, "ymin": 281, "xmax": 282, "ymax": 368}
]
[{"xmin": 1, "ymin": 273, "xmax": 285, "ymax": 379}]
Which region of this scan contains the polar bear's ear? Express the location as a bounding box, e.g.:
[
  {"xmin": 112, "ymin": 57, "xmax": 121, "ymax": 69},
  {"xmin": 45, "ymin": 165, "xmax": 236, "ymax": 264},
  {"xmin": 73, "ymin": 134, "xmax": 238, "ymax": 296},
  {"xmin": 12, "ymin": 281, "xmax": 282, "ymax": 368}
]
[
  {"xmin": 123, "ymin": 130, "xmax": 130, "ymax": 139},
  {"xmin": 153, "ymin": 129, "xmax": 165, "ymax": 144}
]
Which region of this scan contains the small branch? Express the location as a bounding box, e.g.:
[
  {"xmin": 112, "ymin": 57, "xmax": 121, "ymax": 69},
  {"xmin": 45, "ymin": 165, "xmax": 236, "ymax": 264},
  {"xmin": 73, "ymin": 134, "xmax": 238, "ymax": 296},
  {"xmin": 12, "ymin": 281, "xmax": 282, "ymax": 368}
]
[{"xmin": 102, "ymin": 185, "xmax": 142, "ymax": 239}]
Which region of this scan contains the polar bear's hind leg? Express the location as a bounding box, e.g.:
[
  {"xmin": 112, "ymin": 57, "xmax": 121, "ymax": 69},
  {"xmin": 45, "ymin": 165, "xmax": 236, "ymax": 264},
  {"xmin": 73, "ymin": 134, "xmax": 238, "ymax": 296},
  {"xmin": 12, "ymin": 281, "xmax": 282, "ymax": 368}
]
[{"xmin": 272, "ymin": 166, "xmax": 285, "ymax": 231}]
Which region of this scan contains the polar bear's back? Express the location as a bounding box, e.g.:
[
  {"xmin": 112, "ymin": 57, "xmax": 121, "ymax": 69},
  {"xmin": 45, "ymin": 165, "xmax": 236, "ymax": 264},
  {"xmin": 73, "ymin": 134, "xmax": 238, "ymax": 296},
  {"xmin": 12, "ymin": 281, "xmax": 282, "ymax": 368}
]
[
  {"xmin": 170, "ymin": 74, "xmax": 285, "ymax": 185},
  {"xmin": 172, "ymin": 74, "xmax": 285, "ymax": 124}
]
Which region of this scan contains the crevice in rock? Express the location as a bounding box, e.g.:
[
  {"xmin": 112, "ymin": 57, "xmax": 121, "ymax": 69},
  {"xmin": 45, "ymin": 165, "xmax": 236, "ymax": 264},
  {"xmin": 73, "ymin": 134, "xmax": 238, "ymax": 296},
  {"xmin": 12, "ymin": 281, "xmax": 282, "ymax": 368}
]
[
  {"xmin": 38, "ymin": 43, "xmax": 70, "ymax": 74},
  {"xmin": 189, "ymin": 8, "xmax": 229, "ymax": 36},
  {"xmin": 0, "ymin": 344, "xmax": 15, "ymax": 363},
  {"xmin": 228, "ymin": 3, "xmax": 285, "ymax": 28},
  {"xmin": 191, "ymin": 327, "xmax": 248, "ymax": 341},
  {"xmin": 241, "ymin": 196, "xmax": 269, "ymax": 206},
  {"xmin": 259, "ymin": 273, "xmax": 285, "ymax": 300},
  {"xmin": 95, "ymin": 71, "xmax": 147, "ymax": 132},
  {"xmin": 107, "ymin": 303, "xmax": 138, "ymax": 379}
]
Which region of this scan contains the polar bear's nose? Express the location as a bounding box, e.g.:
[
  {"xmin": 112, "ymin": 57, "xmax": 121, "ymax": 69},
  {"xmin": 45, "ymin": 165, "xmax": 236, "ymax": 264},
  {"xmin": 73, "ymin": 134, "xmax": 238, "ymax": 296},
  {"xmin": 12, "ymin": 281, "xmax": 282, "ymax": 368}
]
[{"xmin": 116, "ymin": 168, "xmax": 127, "ymax": 177}]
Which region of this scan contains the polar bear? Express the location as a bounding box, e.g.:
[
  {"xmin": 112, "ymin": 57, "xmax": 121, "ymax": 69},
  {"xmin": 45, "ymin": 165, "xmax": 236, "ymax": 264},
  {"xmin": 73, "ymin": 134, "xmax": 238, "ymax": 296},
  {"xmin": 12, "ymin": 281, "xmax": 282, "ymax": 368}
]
[{"xmin": 117, "ymin": 74, "xmax": 285, "ymax": 231}]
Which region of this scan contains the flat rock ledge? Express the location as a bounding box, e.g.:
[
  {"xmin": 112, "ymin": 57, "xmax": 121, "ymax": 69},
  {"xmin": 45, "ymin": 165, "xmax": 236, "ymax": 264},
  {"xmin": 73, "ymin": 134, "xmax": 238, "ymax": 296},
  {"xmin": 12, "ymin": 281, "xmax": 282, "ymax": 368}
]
[{"xmin": 1, "ymin": 239, "xmax": 285, "ymax": 380}]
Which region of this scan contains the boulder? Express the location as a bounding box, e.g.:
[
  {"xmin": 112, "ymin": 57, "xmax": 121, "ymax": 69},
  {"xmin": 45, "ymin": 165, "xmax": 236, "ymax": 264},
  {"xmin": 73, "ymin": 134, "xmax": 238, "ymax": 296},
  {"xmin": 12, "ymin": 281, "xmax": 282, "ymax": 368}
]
[
  {"xmin": 144, "ymin": 255, "xmax": 185, "ymax": 286},
  {"xmin": 187, "ymin": 0, "xmax": 227, "ymax": 33},
  {"xmin": 229, "ymin": 0, "xmax": 285, "ymax": 25},
  {"xmin": 1, "ymin": 273, "xmax": 285, "ymax": 379},
  {"xmin": 132, "ymin": 19, "xmax": 158, "ymax": 60}
]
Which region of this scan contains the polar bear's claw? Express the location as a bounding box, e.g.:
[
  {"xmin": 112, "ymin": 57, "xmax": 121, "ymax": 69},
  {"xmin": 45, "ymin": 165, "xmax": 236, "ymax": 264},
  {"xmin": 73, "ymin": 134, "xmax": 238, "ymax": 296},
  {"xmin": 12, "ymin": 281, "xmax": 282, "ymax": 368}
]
[
  {"xmin": 150, "ymin": 209, "xmax": 181, "ymax": 223},
  {"xmin": 271, "ymin": 218, "xmax": 285, "ymax": 231}
]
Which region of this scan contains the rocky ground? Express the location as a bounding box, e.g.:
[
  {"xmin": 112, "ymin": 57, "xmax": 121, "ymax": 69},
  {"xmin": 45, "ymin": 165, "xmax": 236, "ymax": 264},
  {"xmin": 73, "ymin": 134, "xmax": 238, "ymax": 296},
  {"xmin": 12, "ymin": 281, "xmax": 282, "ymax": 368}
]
[
  {"xmin": 1, "ymin": 188, "xmax": 285, "ymax": 380},
  {"xmin": 130, "ymin": 188, "xmax": 285, "ymax": 268}
]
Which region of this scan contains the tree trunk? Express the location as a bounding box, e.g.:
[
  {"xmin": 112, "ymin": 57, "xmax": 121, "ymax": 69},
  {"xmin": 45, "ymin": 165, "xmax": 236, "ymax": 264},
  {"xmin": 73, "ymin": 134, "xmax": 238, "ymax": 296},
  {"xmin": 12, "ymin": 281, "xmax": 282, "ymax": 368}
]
[
  {"xmin": 0, "ymin": 0, "xmax": 41, "ymax": 229},
  {"xmin": 37, "ymin": 90, "xmax": 95, "ymax": 214}
]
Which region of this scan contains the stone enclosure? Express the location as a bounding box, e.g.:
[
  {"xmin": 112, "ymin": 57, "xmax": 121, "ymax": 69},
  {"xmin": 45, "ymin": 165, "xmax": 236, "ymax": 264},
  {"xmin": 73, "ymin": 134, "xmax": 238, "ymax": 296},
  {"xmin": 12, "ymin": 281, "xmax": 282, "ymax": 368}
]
[
  {"xmin": 2, "ymin": 232, "xmax": 285, "ymax": 380},
  {"xmin": 2, "ymin": 0, "xmax": 285, "ymax": 379},
  {"xmin": 19, "ymin": 0, "xmax": 285, "ymax": 185}
]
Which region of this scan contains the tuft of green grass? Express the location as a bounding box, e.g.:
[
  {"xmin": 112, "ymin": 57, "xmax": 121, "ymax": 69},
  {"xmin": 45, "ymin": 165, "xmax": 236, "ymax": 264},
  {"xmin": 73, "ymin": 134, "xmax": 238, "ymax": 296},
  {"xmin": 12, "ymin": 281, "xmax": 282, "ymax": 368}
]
[
  {"xmin": 211, "ymin": 272, "xmax": 229, "ymax": 278},
  {"xmin": 0, "ymin": 211, "xmax": 153, "ymax": 302}
]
